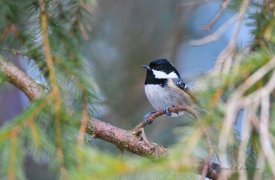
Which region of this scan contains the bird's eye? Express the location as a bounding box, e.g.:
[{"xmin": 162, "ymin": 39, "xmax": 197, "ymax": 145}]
[{"xmin": 149, "ymin": 63, "xmax": 156, "ymax": 69}]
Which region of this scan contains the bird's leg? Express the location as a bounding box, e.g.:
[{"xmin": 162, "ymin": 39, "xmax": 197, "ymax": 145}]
[
  {"xmin": 164, "ymin": 105, "xmax": 175, "ymax": 116},
  {"xmin": 143, "ymin": 111, "xmax": 156, "ymax": 123}
]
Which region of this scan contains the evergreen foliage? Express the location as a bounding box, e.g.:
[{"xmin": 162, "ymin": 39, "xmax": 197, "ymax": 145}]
[{"xmin": 0, "ymin": 0, "xmax": 274, "ymax": 179}]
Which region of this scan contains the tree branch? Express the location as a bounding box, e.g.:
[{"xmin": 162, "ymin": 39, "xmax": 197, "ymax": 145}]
[
  {"xmin": 0, "ymin": 55, "xmax": 169, "ymax": 158},
  {"xmin": 0, "ymin": 56, "xmax": 45, "ymax": 101},
  {"xmin": 202, "ymin": 0, "xmax": 231, "ymax": 30},
  {"xmin": 0, "ymin": 56, "xmax": 221, "ymax": 179},
  {"xmin": 87, "ymin": 119, "xmax": 168, "ymax": 158},
  {"xmin": 133, "ymin": 105, "xmax": 198, "ymax": 132}
]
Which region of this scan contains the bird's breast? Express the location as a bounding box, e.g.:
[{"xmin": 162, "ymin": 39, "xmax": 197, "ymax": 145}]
[{"xmin": 144, "ymin": 84, "xmax": 190, "ymax": 112}]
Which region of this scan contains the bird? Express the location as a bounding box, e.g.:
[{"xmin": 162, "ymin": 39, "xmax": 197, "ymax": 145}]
[{"xmin": 142, "ymin": 58, "xmax": 196, "ymax": 122}]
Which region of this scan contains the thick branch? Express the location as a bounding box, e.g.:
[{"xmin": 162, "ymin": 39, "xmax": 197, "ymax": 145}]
[
  {"xmin": 87, "ymin": 119, "xmax": 168, "ymax": 158},
  {"xmin": 0, "ymin": 57, "xmax": 221, "ymax": 179},
  {"xmin": 0, "ymin": 56, "xmax": 45, "ymax": 101},
  {"xmin": 0, "ymin": 55, "xmax": 168, "ymax": 158}
]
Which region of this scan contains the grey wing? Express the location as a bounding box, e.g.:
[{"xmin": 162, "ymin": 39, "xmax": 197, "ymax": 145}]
[
  {"xmin": 172, "ymin": 78, "xmax": 198, "ymax": 103},
  {"xmin": 173, "ymin": 78, "xmax": 188, "ymax": 90}
]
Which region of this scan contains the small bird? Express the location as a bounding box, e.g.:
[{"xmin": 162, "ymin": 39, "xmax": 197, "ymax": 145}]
[{"xmin": 142, "ymin": 59, "xmax": 196, "ymax": 122}]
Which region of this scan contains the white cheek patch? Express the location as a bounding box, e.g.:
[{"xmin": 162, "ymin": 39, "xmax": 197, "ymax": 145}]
[{"xmin": 152, "ymin": 70, "xmax": 178, "ymax": 79}]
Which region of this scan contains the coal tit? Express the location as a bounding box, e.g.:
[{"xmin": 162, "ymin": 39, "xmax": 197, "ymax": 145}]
[{"xmin": 142, "ymin": 59, "xmax": 196, "ymax": 122}]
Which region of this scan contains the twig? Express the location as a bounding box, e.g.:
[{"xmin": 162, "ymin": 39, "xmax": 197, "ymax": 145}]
[
  {"xmin": 8, "ymin": 129, "xmax": 18, "ymax": 180},
  {"xmin": 237, "ymin": 109, "xmax": 251, "ymax": 180},
  {"xmin": 219, "ymin": 56, "xmax": 275, "ymax": 161},
  {"xmin": 259, "ymin": 72, "xmax": 275, "ymax": 177},
  {"xmin": 218, "ymin": 56, "xmax": 275, "ymax": 179},
  {"xmin": 132, "ymin": 105, "xmax": 220, "ymax": 179},
  {"xmin": 39, "ymin": 0, "xmax": 65, "ymax": 177},
  {"xmin": 190, "ymin": 14, "xmax": 238, "ymax": 46},
  {"xmin": 203, "ymin": 0, "xmax": 231, "ymax": 30},
  {"xmin": 180, "ymin": 0, "xmax": 217, "ymax": 8},
  {"xmin": 253, "ymin": 150, "xmax": 265, "ymax": 180},
  {"xmin": 201, "ymin": 128, "xmax": 215, "ymax": 179},
  {"xmin": 132, "ymin": 105, "xmax": 198, "ymax": 132},
  {"xmin": 39, "ymin": 0, "xmax": 58, "ymax": 91},
  {"xmin": 214, "ymin": 0, "xmax": 250, "ymax": 73},
  {"xmin": 77, "ymin": 90, "xmax": 88, "ymax": 146},
  {"xmin": 201, "ymin": 149, "xmax": 214, "ymax": 179},
  {"xmin": 235, "ymin": 57, "xmax": 275, "ymax": 96}
]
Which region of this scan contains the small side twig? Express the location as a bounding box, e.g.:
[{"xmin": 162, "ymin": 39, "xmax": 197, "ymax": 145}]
[
  {"xmin": 132, "ymin": 105, "xmax": 198, "ymax": 133},
  {"xmin": 200, "ymin": 128, "xmax": 215, "ymax": 179},
  {"xmin": 214, "ymin": 0, "xmax": 250, "ymax": 73},
  {"xmin": 190, "ymin": 14, "xmax": 238, "ymax": 46},
  {"xmin": 203, "ymin": 0, "xmax": 231, "ymax": 30},
  {"xmin": 132, "ymin": 105, "xmax": 220, "ymax": 179}
]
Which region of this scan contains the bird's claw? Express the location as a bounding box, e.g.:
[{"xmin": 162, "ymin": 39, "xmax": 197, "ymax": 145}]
[
  {"xmin": 143, "ymin": 112, "xmax": 155, "ymax": 124},
  {"xmin": 164, "ymin": 106, "xmax": 174, "ymax": 116}
]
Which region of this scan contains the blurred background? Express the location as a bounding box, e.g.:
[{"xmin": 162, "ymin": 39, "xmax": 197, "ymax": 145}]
[
  {"xmin": 86, "ymin": 0, "xmax": 250, "ymax": 147},
  {"xmin": 0, "ymin": 0, "xmax": 252, "ymax": 179},
  {"xmin": 0, "ymin": 0, "xmax": 251, "ymax": 155}
]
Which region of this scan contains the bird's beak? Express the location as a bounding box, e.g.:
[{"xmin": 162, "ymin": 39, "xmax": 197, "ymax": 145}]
[{"xmin": 141, "ymin": 65, "xmax": 150, "ymax": 70}]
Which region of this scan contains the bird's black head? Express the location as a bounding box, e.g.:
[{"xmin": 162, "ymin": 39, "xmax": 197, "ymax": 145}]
[{"xmin": 142, "ymin": 59, "xmax": 180, "ymax": 85}]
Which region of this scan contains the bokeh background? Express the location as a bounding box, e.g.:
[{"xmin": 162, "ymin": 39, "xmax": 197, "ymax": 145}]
[{"xmin": 0, "ymin": 0, "xmax": 252, "ymax": 179}]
